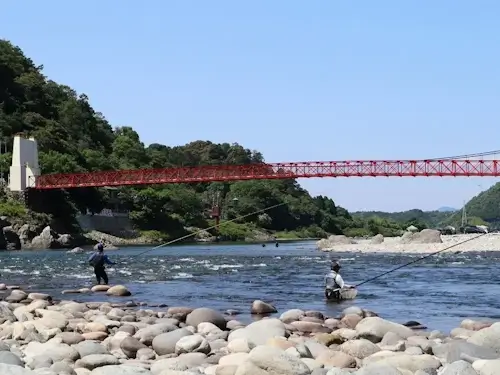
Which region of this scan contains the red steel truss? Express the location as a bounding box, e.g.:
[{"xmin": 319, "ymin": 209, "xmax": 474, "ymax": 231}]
[{"xmin": 33, "ymin": 159, "xmax": 500, "ymax": 189}]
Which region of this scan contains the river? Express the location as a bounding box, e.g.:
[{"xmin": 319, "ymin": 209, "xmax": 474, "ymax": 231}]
[{"xmin": 0, "ymin": 240, "xmax": 499, "ymax": 333}]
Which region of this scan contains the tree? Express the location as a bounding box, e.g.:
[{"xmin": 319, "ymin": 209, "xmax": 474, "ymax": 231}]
[{"xmin": 404, "ymin": 218, "xmax": 427, "ymax": 231}]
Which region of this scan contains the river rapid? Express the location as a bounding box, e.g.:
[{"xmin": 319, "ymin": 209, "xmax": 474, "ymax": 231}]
[{"xmin": 0, "ymin": 240, "xmax": 499, "ymax": 333}]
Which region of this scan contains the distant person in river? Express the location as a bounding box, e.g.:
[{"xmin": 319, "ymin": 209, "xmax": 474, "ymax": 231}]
[
  {"xmin": 88, "ymin": 243, "xmax": 116, "ymax": 285},
  {"xmin": 324, "ymin": 261, "xmax": 354, "ymax": 300}
]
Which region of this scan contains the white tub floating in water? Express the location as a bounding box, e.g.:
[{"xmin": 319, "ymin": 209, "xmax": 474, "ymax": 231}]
[
  {"xmin": 340, "ymin": 287, "xmax": 358, "ymax": 300},
  {"xmin": 325, "ymin": 287, "xmax": 358, "ymax": 302}
]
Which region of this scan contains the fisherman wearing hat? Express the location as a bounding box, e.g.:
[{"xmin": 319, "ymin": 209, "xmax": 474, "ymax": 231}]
[
  {"xmin": 324, "ymin": 260, "xmax": 354, "ymax": 301},
  {"xmin": 88, "ymin": 242, "xmax": 116, "ymax": 285}
]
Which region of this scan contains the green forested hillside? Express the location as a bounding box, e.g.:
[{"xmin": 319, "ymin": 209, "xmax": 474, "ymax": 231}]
[
  {"xmin": 0, "ymin": 39, "xmax": 410, "ymax": 242},
  {"xmin": 441, "ymin": 184, "xmax": 500, "ymax": 228},
  {"xmin": 352, "ymin": 190, "xmax": 500, "ymax": 231},
  {"xmin": 352, "ymin": 209, "xmax": 452, "ymax": 229}
]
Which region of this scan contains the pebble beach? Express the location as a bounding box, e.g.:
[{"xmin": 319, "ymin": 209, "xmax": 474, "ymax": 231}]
[{"xmin": 0, "ymin": 283, "xmax": 498, "ymax": 375}]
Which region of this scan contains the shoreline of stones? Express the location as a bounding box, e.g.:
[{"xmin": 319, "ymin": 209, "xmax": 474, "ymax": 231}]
[{"xmin": 0, "ymin": 284, "xmax": 499, "ymax": 374}]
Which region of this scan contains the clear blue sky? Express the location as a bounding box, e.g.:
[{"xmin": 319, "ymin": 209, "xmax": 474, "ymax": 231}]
[{"xmin": 3, "ymin": 1, "xmax": 500, "ymax": 212}]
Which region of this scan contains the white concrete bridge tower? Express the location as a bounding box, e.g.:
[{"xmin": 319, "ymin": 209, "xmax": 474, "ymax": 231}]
[{"xmin": 8, "ymin": 135, "xmax": 40, "ymax": 192}]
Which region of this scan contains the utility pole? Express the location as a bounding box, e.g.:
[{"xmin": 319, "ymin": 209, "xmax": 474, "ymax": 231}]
[
  {"xmin": 461, "ymin": 200, "xmax": 467, "ymax": 229},
  {"xmin": 211, "ymin": 190, "xmax": 221, "ymax": 234}
]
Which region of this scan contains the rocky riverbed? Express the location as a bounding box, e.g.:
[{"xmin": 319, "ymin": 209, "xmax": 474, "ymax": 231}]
[
  {"xmin": 0, "ymin": 285, "xmax": 498, "ymax": 374},
  {"xmin": 317, "ymin": 231, "xmax": 500, "ymax": 253}
]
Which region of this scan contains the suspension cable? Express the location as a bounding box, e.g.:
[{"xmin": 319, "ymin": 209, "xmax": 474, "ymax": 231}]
[
  {"xmin": 429, "ymin": 150, "xmax": 500, "ymax": 161},
  {"xmin": 354, "ymin": 232, "xmax": 489, "ymax": 288},
  {"xmin": 134, "ymin": 202, "xmax": 287, "ymax": 257}
]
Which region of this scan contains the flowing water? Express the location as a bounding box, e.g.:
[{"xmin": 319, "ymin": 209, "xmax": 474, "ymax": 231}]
[{"xmin": 0, "ymin": 240, "xmax": 499, "ymax": 333}]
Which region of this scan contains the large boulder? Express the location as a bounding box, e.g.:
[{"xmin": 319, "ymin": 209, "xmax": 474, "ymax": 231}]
[
  {"xmin": 363, "ymin": 353, "xmax": 441, "ymax": 373},
  {"xmin": 408, "ymin": 229, "xmax": 442, "ymax": 244},
  {"xmin": 30, "ymin": 226, "xmax": 61, "ymax": 249},
  {"xmin": 290, "ymin": 321, "xmax": 330, "ymax": 334},
  {"xmin": 166, "ymin": 306, "xmax": 194, "ymax": 321},
  {"xmin": 472, "ymin": 359, "xmax": 500, "ymax": 374},
  {"xmin": 280, "ymin": 309, "xmax": 305, "ymax": 323},
  {"xmin": 313, "ymin": 350, "xmax": 355, "ymax": 369},
  {"xmin": 339, "ymin": 339, "xmax": 380, "ymax": 359},
  {"xmin": 439, "ymin": 360, "xmax": 477, "ymax": 375},
  {"xmin": 0, "ymin": 302, "xmax": 17, "ymax": 323},
  {"xmin": 0, "ymin": 351, "xmax": 24, "ymax": 366},
  {"xmin": 133, "ymin": 323, "xmax": 178, "ymax": 346},
  {"xmin": 59, "ymin": 332, "xmax": 85, "ymax": 345},
  {"xmin": 34, "ymin": 309, "xmax": 68, "ymax": 330},
  {"xmin": 57, "ymin": 234, "xmax": 74, "ymax": 247},
  {"xmin": 23, "ymin": 341, "xmax": 79, "ymax": 363},
  {"xmin": 250, "ymin": 300, "xmax": 277, "ymax": 315},
  {"xmin": 432, "ymin": 340, "xmax": 499, "ymax": 363},
  {"xmin": 0, "ymin": 364, "xmax": 35, "ymax": 375},
  {"xmin": 3, "ymin": 227, "xmax": 21, "ymax": 250},
  {"xmin": 6, "ymin": 290, "xmax": 28, "ymax": 303},
  {"xmin": 317, "ymin": 235, "xmax": 354, "ymax": 250},
  {"xmin": 228, "ymin": 318, "xmax": 287, "ymax": 346},
  {"xmin": 75, "ymin": 354, "xmax": 120, "ymax": 370},
  {"xmin": 152, "ymin": 328, "xmax": 192, "ymax": 355},
  {"xmin": 355, "ymin": 317, "xmax": 414, "ymax": 343},
  {"xmin": 400, "ymin": 231, "xmax": 415, "ymax": 244},
  {"xmin": 175, "ymin": 334, "xmax": 211, "ymax": 354},
  {"xmin": 73, "ymin": 341, "xmax": 110, "ymax": 358},
  {"xmin": 371, "ymin": 234, "xmax": 384, "ymax": 244},
  {"xmin": 106, "ymin": 285, "xmax": 131, "ymax": 297},
  {"xmin": 185, "ymin": 308, "xmax": 226, "ymax": 330},
  {"xmin": 236, "ymin": 345, "xmax": 310, "ymax": 375},
  {"xmin": 467, "ymin": 322, "xmax": 500, "ymax": 352},
  {"xmin": 461, "ymin": 319, "xmax": 492, "ymax": 331},
  {"xmin": 16, "ymin": 224, "xmax": 38, "ymax": 248},
  {"xmin": 150, "ymin": 352, "xmax": 207, "ymax": 373},
  {"xmin": 120, "ymin": 336, "xmax": 147, "ymax": 358}
]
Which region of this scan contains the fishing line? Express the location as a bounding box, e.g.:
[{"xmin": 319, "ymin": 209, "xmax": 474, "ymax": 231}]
[
  {"xmin": 134, "ymin": 202, "xmax": 287, "ymax": 257},
  {"xmin": 354, "ymin": 232, "xmax": 489, "ymax": 288}
]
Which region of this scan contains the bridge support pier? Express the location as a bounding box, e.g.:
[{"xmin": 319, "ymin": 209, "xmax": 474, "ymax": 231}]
[{"xmin": 8, "ymin": 135, "xmax": 40, "ymax": 192}]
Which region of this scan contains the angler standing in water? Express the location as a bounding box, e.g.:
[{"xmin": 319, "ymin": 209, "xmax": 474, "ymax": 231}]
[
  {"xmin": 324, "ymin": 260, "xmax": 354, "ymax": 301},
  {"xmin": 88, "ymin": 243, "xmax": 116, "ymax": 285}
]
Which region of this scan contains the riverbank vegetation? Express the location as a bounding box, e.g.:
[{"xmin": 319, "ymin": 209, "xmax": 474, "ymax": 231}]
[
  {"xmin": 352, "ymin": 209, "xmax": 451, "ymax": 229},
  {"xmin": 353, "ymin": 202, "xmax": 493, "ymax": 232},
  {"xmin": 2, "ymin": 39, "xmax": 496, "ymax": 245}
]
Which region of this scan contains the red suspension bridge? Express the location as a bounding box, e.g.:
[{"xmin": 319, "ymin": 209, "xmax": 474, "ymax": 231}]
[{"xmin": 33, "ymin": 151, "xmax": 500, "ymax": 190}]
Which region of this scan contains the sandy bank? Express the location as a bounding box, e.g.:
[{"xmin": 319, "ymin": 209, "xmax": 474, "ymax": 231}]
[
  {"xmin": 317, "ymin": 233, "xmax": 499, "ymax": 253},
  {"xmin": 0, "ymin": 284, "xmax": 498, "ymax": 374}
]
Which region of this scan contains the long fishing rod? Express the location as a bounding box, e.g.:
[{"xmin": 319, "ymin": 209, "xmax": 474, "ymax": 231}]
[
  {"xmin": 354, "ymin": 232, "xmax": 489, "ymax": 288},
  {"xmin": 134, "ymin": 202, "xmax": 287, "ymax": 257}
]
